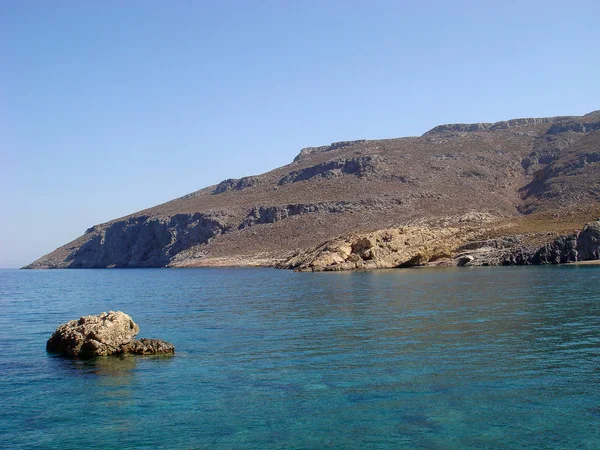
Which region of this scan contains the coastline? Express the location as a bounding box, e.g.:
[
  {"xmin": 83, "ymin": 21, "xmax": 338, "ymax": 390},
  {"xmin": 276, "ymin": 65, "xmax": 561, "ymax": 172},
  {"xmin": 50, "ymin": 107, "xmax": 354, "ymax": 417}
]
[{"xmin": 567, "ymin": 259, "xmax": 600, "ymax": 265}]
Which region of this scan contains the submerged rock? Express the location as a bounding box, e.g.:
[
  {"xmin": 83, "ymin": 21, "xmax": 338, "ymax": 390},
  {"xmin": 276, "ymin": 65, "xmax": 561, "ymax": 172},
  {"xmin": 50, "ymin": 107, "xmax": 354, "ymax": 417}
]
[
  {"xmin": 47, "ymin": 311, "xmax": 174, "ymax": 358},
  {"xmin": 123, "ymin": 338, "xmax": 175, "ymax": 355}
]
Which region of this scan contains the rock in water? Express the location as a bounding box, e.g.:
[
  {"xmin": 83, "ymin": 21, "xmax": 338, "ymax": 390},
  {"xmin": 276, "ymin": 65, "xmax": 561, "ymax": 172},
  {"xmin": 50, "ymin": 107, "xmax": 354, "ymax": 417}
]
[
  {"xmin": 47, "ymin": 311, "xmax": 174, "ymax": 358},
  {"xmin": 123, "ymin": 338, "xmax": 175, "ymax": 355},
  {"xmin": 46, "ymin": 311, "xmax": 138, "ymax": 357}
]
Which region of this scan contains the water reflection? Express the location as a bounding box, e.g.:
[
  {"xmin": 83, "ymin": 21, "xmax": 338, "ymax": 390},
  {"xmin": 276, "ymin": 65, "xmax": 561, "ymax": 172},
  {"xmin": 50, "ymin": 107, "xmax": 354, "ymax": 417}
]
[
  {"xmin": 48, "ymin": 353, "xmax": 136, "ymax": 379},
  {"xmin": 48, "ymin": 353, "xmax": 174, "ymax": 380},
  {"xmin": 46, "ymin": 353, "xmax": 175, "ymax": 435}
]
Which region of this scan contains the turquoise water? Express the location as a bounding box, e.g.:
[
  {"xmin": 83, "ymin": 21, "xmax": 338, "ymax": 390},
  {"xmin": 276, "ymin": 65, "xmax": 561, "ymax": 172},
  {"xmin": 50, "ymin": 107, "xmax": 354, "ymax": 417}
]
[{"xmin": 1, "ymin": 266, "xmax": 599, "ymax": 449}]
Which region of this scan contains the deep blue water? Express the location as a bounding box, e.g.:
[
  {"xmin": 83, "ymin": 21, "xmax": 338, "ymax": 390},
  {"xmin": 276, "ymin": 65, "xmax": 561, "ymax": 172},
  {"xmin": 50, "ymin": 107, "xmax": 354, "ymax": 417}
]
[{"xmin": 1, "ymin": 266, "xmax": 599, "ymax": 449}]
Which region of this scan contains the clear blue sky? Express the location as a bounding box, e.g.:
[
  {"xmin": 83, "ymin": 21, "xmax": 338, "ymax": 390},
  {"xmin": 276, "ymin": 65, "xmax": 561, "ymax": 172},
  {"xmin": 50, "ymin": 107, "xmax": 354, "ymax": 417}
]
[{"xmin": 1, "ymin": 1, "xmax": 599, "ymax": 268}]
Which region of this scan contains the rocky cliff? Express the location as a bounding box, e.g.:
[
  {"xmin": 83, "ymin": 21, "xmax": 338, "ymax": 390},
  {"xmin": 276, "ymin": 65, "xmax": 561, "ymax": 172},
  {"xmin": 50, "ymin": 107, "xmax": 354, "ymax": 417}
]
[{"xmin": 25, "ymin": 111, "xmax": 600, "ymax": 270}]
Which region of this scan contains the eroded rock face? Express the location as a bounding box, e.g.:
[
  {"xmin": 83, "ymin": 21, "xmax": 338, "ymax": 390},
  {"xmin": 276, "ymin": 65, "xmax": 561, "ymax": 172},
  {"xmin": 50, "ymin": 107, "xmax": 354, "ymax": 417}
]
[
  {"xmin": 533, "ymin": 220, "xmax": 600, "ymax": 264},
  {"xmin": 25, "ymin": 213, "xmax": 230, "ymax": 269},
  {"xmin": 577, "ymin": 220, "xmax": 600, "ymax": 260},
  {"xmin": 453, "ymin": 236, "xmax": 536, "ymax": 266},
  {"xmin": 282, "ymin": 226, "xmax": 470, "ymax": 271},
  {"xmin": 238, "ymin": 199, "xmax": 399, "ymax": 230},
  {"xmin": 47, "ymin": 311, "xmax": 174, "ymax": 358},
  {"xmin": 281, "ymin": 220, "xmax": 600, "ymax": 271}
]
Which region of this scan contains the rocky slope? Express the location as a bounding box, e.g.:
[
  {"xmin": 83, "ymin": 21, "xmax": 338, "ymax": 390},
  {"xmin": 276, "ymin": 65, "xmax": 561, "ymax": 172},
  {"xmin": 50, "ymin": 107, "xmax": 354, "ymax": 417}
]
[{"xmin": 26, "ymin": 111, "xmax": 600, "ymax": 270}]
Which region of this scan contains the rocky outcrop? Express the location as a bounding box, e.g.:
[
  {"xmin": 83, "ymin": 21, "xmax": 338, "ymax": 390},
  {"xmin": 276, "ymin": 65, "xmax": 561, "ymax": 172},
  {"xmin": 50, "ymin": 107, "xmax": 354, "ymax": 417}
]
[
  {"xmin": 282, "ymin": 226, "xmax": 470, "ymax": 271},
  {"xmin": 293, "ymin": 140, "xmax": 366, "ymax": 162},
  {"xmin": 47, "ymin": 311, "xmax": 139, "ymax": 357},
  {"xmin": 279, "ymin": 155, "xmax": 384, "ymax": 185},
  {"xmin": 532, "ymin": 220, "xmax": 600, "ymax": 264},
  {"xmin": 239, "ymin": 199, "xmax": 401, "ymax": 229},
  {"xmin": 213, "ymin": 176, "xmax": 259, "ymax": 194},
  {"xmin": 546, "ymin": 121, "xmax": 600, "ymax": 135},
  {"xmin": 47, "ymin": 311, "xmax": 174, "ymax": 358},
  {"xmin": 423, "ymin": 116, "xmax": 576, "ymax": 135},
  {"xmin": 453, "ymin": 236, "xmax": 536, "ymax": 266},
  {"xmin": 282, "ymin": 220, "xmax": 600, "ymax": 271},
  {"xmin": 447, "ymin": 220, "xmax": 600, "ymax": 267},
  {"xmin": 577, "ymin": 220, "xmax": 600, "ymax": 260}
]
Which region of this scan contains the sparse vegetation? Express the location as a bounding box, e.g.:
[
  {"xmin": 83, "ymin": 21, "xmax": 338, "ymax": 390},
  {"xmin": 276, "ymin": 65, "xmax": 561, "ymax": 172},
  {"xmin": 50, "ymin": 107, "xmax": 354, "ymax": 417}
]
[{"xmin": 26, "ymin": 112, "xmax": 600, "ymax": 269}]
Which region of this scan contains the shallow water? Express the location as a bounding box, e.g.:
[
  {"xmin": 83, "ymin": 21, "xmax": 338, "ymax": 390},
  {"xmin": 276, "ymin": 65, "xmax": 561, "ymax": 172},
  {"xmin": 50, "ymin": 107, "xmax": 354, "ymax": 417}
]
[{"xmin": 1, "ymin": 266, "xmax": 599, "ymax": 449}]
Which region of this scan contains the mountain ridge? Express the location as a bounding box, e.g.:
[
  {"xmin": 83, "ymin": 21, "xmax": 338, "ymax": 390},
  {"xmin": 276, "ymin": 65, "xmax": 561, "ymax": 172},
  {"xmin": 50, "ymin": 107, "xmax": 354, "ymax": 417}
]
[{"xmin": 26, "ymin": 111, "xmax": 600, "ymax": 269}]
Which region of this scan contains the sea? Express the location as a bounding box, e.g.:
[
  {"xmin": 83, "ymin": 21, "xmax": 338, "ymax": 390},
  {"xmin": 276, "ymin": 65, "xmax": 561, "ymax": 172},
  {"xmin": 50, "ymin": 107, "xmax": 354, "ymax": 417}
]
[{"xmin": 0, "ymin": 266, "xmax": 599, "ymax": 449}]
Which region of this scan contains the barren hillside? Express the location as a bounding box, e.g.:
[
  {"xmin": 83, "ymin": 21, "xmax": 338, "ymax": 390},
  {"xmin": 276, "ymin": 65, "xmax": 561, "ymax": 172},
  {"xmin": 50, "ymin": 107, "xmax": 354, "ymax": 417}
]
[{"xmin": 26, "ymin": 111, "xmax": 600, "ymax": 269}]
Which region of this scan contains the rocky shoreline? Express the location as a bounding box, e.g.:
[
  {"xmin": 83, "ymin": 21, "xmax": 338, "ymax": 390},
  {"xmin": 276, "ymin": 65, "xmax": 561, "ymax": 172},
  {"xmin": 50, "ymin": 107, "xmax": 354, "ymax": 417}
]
[
  {"xmin": 279, "ymin": 219, "xmax": 600, "ymax": 272},
  {"xmin": 31, "ymin": 219, "xmax": 600, "ymax": 273}
]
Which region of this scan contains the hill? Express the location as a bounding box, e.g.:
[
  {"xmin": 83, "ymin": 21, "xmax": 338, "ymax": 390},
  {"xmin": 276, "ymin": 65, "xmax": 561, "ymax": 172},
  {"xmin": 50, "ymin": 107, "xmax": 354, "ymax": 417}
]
[{"xmin": 25, "ymin": 111, "xmax": 600, "ymax": 269}]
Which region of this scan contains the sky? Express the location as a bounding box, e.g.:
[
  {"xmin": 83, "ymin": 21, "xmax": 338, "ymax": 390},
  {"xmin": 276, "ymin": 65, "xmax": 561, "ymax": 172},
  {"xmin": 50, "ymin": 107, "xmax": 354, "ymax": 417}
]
[{"xmin": 1, "ymin": 0, "xmax": 599, "ymax": 268}]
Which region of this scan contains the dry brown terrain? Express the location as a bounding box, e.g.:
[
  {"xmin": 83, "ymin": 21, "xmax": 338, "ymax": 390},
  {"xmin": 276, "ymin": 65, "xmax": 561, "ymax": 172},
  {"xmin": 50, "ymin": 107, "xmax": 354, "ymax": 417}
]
[{"xmin": 25, "ymin": 111, "xmax": 600, "ymax": 269}]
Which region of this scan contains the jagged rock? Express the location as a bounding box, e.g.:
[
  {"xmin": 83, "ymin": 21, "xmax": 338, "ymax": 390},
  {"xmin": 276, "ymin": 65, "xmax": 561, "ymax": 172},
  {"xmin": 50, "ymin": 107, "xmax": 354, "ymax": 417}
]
[
  {"xmin": 47, "ymin": 311, "xmax": 174, "ymax": 358},
  {"xmin": 533, "ymin": 235, "xmax": 579, "ymax": 264},
  {"xmin": 577, "ymin": 220, "xmax": 600, "ymax": 260},
  {"xmin": 533, "ymin": 220, "xmax": 600, "ymax": 264}
]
